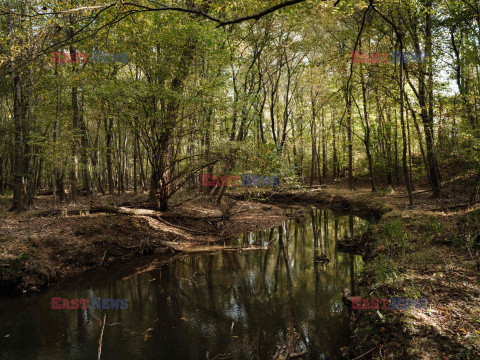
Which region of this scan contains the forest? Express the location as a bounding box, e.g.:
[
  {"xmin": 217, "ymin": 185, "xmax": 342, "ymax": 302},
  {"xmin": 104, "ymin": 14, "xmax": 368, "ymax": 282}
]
[{"xmin": 0, "ymin": 0, "xmax": 479, "ymax": 359}]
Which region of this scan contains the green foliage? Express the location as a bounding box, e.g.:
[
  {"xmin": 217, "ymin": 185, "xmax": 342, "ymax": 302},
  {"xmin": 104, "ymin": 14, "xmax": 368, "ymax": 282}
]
[
  {"xmin": 407, "ymin": 279, "xmax": 421, "ymax": 299},
  {"xmin": 377, "ymin": 189, "xmax": 388, "ymax": 197},
  {"xmin": 378, "ymin": 219, "xmax": 408, "ymax": 256},
  {"xmin": 427, "ymin": 216, "xmax": 443, "ymax": 234},
  {"xmin": 404, "ymin": 246, "xmax": 443, "ymax": 265},
  {"xmin": 13, "ymin": 253, "xmax": 31, "ymax": 263},
  {"xmin": 371, "ymin": 254, "xmax": 398, "ymax": 284}
]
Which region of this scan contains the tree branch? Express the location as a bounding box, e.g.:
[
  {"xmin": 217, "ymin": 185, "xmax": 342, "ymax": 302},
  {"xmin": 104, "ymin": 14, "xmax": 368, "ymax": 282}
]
[
  {"xmin": 2, "ymin": 0, "xmax": 342, "ymax": 26},
  {"xmin": 0, "ymin": 0, "xmax": 343, "ymax": 76},
  {"xmin": 218, "ymin": 0, "xmax": 308, "ymax": 26}
]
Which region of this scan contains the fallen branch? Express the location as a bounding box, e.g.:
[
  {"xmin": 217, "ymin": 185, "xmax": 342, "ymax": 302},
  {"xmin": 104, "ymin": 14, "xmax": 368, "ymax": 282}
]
[
  {"xmin": 151, "ymin": 241, "xmax": 264, "ymax": 254},
  {"xmin": 90, "ymin": 205, "xmax": 165, "ymax": 217},
  {"xmin": 431, "ymin": 203, "xmax": 470, "ymax": 212},
  {"xmin": 91, "ymin": 205, "xmax": 225, "ymax": 220},
  {"xmin": 272, "ymin": 328, "xmax": 305, "ymax": 360},
  {"xmin": 34, "ymin": 209, "xmax": 91, "ymax": 217},
  {"xmin": 397, "ymin": 189, "xmax": 431, "ymax": 198},
  {"xmin": 352, "ymin": 347, "xmax": 377, "ymax": 360},
  {"xmin": 98, "ymin": 314, "xmax": 106, "ymax": 360}
]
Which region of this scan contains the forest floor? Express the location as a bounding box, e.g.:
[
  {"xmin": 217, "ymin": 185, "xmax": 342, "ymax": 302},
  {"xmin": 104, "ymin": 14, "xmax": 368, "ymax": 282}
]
[
  {"xmin": 324, "ymin": 185, "xmax": 480, "ymax": 360},
  {"xmin": 0, "ymin": 183, "xmax": 479, "ymax": 359}
]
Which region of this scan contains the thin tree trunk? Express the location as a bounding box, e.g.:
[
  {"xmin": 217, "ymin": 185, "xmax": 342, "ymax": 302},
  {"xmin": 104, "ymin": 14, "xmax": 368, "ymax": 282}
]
[
  {"xmin": 11, "ymin": 68, "xmax": 26, "ymax": 212},
  {"xmin": 399, "ymin": 42, "xmax": 413, "ymax": 206},
  {"xmin": 133, "ymin": 131, "xmax": 138, "ymax": 194},
  {"xmin": 9, "ymin": 3, "xmax": 26, "ymax": 212},
  {"xmin": 321, "ymin": 109, "xmax": 327, "ymax": 182},
  {"xmin": 69, "ymin": 21, "xmax": 79, "ymax": 204},
  {"xmin": 346, "ymin": 87, "xmax": 354, "ymax": 190},
  {"xmin": 105, "ymin": 116, "xmax": 114, "ymax": 195},
  {"xmin": 80, "ymin": 100, "xmax": 91, "ymax": 196},
  {"xmin": 332, "ymin": 110, "xmax": 338, "ymax": 179},
  {"xmin": 360, "ymin": 65, "xmax": 376, "ymax": 192}
]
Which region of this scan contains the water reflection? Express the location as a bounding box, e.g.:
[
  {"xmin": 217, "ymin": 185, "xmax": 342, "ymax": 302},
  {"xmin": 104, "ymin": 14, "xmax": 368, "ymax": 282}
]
[{"xmin": 0, "ymin": 208, "xmax": 366, "ymax": 360}]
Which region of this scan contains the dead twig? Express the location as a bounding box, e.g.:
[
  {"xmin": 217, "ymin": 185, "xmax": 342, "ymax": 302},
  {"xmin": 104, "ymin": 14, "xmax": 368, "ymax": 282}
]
[
  {"xmin": 352, "ymin": 347, "xmax": 377, "ymax": 360},
  {"xmin": 98, "ymin": 313, "xmax": 106, "ymax": 360},
  {"xmin": 100, "ymin": 250, "xmax": 107, "ymax": 266}
]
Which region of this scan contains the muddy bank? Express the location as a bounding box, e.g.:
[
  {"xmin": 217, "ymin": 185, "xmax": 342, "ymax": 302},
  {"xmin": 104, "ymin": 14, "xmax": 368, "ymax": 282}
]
[
  {"xmin": 229, "ymin": 186, "xmax": 390, "ymax": 220},
  {"xmin": 0, "ymin": 197, "xmax": 297, "ymax": 296}
]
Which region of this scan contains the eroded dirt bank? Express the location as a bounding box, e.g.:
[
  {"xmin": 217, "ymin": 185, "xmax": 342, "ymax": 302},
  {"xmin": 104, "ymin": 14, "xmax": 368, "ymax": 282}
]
[
  {"xmin": 229, "ymin": 186, "xmax": 391, "ymax": 220},
  {"xmin": 0, "ymin": 195, "xmax": 302, "ymax": 295}
]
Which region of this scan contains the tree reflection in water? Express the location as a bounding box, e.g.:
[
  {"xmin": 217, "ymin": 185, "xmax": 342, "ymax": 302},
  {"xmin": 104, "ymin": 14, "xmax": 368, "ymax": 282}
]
[{"xmin": 0, "ymin": 208, "xmax": 367, "ymax": 360}]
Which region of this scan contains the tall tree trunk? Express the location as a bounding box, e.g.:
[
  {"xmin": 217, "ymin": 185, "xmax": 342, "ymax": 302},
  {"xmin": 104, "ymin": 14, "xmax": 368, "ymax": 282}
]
[
  {"xmin": 422, "ymin": 1, "xmax": 441, "ymax": 197},
  {"xmin": 450, "ymin": 26, "xmax": 475, "ymax": 128},
  {"xmin": 134, "ymin": 129, "xmax": 146, "ymax": 193},
  {"xmin": 310, "ymin": 89, "xmax": 317, "ymax": 186},
  {"xmin": 11, "ymin": 68, "xmax": 26, "ymax": 212},
  {"xmin": 53, "ymin": 64, "xmax": 66, "ymax": 201},
  {"xmin": 105, "ymin": 116, "xmax": 114, "ymax": 195},
  {"xmin": 346, "ymin": 86, "xmax": 354, "ymax": 190},
  {"xmin": 69, "ymin": 21, "xmax": 79, "ymax": 204},
  {"xmin": 24, "ymin": 73, "xmax": 34, "ymax": 208},
  {"xmin": 321, "ymin": 110, "xmax": 327, "ymax": 182},
  {"xmin": 394, "ymin": 110, "xmax": 399, "ymax": 184},
  {"xmin": 399, "ymin": 43, "xmax": 413, "ymax": 206},
  {"xmin": 406, "ymin": 107, "xmax": 414, "ymax": 191},
  {"xmin": 80, "ymin": 98, "xmax": 91, "ymax": 196},
  {"xmin": 9, "ymin": 2, "xmax": 27, "ymax": 212},
  {"xmin": 133, "ymin": 131, "xmax": 138, "ymax": 194},
  {"xmin": 332, "ymin": 110, "xmax": 338, "ymax": 179},
  {"xmin": 360, "ymin": 65, "xmax": 376, "ymax": 192}
]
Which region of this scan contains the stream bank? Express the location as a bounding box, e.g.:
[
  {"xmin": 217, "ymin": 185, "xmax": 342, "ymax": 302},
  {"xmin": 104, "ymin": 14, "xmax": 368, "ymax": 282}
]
[
  {"xmin": 0, "ymin": 207, "xmax": 367, "ymax": 360},
  {"xmin": 0, "ymin": 196, "xmax": 297, "ymax": 295},
  {"xmin": 0, "ymin": 187, "xmax": 385, "ymax": 296},
  {"xmin": 331, "ymin": 188, "xmax": 480, "ymax": 360}
]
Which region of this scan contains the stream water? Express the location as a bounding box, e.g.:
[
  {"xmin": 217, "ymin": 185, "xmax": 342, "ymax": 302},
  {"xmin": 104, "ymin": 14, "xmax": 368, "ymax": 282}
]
[{"xmin": 0, "ymin": 207, "xmax": 367, "ymax": 360}]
